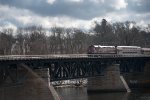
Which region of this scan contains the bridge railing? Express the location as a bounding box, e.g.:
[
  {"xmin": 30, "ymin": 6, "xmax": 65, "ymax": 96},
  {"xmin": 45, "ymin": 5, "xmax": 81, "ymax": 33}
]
[
  {"xmin": 0, "ymin": 54, "xmax": 88, "ymax": 60},
  {"xmin": 0, "ymin": 54, "xmax": 150, "ymax": 60}
]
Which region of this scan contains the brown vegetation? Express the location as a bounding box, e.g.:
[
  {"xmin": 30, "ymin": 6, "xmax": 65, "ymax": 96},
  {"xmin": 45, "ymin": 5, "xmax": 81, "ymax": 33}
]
[{"xmin": 0, "ymin": 19, "xmax": 150, "ymax": 55}]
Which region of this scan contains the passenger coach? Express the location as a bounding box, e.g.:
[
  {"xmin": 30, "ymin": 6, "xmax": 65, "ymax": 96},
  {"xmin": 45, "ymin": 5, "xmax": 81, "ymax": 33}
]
[{"xmin": 87, "ymin": 45, "xmax": 150, "ymax": 55}]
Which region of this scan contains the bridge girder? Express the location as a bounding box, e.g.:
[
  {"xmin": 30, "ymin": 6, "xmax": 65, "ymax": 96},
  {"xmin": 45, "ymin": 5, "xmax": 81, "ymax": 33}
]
[{"xmin": 0, "ymin": 57, "xmax": 149, "ymax": 84}]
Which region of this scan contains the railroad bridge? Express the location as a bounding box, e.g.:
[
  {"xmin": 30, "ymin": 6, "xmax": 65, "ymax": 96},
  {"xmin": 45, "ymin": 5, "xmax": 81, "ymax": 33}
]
[
  {"xmin": 0, "ymin": 54, "xmax": 150, "ymax": 82},
  {"xmin": 0, "ymin": 54, "xmax": 150, "ymax": 99}
]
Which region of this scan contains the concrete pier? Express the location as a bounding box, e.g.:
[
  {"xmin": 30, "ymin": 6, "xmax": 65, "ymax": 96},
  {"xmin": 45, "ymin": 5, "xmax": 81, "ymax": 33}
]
[
  {"xmin": 0, "ymin": 65, "xmax": 60, "ymax": 100},
  {"xmin": 87, "ymin": 64, "xmax": 127, "ymax": 93},
  {"xmin": 144, "ymin": 62, "xmax": 150, "ymax": 76}
]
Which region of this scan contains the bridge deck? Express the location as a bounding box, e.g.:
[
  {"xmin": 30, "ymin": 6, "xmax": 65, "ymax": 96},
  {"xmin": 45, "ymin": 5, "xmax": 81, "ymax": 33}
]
[{"xmin": 0, "ymin": 54, "xmax": 150, "ymax": 61}]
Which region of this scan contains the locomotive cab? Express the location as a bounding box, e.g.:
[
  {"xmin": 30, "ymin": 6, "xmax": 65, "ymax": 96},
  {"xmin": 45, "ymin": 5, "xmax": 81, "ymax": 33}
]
[{"xmin": 87, "ymin": 45, "xmax": 96, "ymax": 54}]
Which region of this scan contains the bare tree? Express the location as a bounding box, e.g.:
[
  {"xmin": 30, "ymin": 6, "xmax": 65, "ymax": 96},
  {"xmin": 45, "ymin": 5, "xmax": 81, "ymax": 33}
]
[
  {"xmin": 0, "ymin": 29, "xmax": 14, "ymax": 55},
  {"xmin": 113, "ymin": 21, "xmax": 141, "ymax": 46},
  {"xmin": 25, "ymin": 26, "xmax": 47, "ymax": 55},
  {"xmin": 93, "ymin": 19, "xmax": 115, "ymax": 45}
]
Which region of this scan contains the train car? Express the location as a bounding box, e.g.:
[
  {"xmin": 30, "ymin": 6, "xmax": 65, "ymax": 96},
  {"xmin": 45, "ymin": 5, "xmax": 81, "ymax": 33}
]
[
  {"xmin": 87, "ymin": 45, "xmax": 143, "ymax": 55},
  {"xmin": 117, "ymin": 46, "xmax": 142, "ymax": 55},
  {"xmin": 142, "ymin": 48, "xmax": 150, "ymax": 55},
  {"xmin": 87, "ymin": 45, "xmax": 116, "ymax": 54},
  {"xmin": 96, "ymin": 45, "xmax": 116, "ymax": 54}
]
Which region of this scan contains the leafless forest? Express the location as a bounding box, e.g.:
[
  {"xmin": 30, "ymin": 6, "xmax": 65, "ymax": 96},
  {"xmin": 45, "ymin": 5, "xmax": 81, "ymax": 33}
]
[{"xmin": 0, "ymin": 19, "xmax": 150, "ymax": 55}]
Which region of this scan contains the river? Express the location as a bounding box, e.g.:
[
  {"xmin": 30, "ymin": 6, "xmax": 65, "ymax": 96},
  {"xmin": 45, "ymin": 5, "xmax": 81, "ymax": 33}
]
[{"xmin": 55, "ymin": 87, "xmax": 150, "ymax": 100}]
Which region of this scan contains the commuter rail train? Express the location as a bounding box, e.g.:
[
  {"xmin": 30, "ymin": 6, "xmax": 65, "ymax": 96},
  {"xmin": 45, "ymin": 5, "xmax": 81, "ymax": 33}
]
[{"xmin": 87, "ymin": 45, "xmax": 150, "ymax": 55}]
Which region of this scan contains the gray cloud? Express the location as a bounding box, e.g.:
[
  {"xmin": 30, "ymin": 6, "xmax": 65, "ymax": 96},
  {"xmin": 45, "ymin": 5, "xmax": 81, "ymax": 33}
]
[
  {"xmin": 1, "ymin": 0, "xmax": 149, "ymax": 19},
  {"xmin": 127, "ymin": 0, "xmax": 150, "ymax": 13},
  {"xmin": 0, "ymin": 0, "xmax": 122, "ymax": 19},
  {"xmin": 0, "ymin": 0, "xmax": 150, "ymax": 30}
]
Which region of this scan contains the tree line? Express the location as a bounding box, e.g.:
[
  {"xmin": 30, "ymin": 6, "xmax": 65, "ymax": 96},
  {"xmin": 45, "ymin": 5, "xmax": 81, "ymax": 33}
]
[{"xmin": 0, "ymin": 19, "xmax": 150, "ymax": 55}]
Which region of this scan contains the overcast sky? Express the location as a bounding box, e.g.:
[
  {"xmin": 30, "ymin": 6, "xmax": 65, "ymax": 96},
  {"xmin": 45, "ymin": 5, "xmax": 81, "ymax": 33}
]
[{"xmin": 0, "ymin": 0, "xmax": 150, "ymax": 30}]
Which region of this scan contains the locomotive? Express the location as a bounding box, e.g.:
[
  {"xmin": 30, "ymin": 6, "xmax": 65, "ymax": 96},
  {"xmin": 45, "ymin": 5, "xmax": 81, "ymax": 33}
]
[{"xmin": 87, "ymin": 45, "xmax": 150, "ymax": 55}]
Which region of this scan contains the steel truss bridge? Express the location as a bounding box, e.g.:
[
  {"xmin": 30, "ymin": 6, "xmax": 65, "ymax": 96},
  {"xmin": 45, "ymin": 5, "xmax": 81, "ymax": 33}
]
[{"xmin": 0, "ymin": 54, "xmax": 150, "ymax": 85}]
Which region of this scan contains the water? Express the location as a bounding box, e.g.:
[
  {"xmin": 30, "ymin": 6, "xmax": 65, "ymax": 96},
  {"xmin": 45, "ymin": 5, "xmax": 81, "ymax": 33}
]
[{"xmin": 55, "ymin": 87, "xmax": 150, "ymax": 100}]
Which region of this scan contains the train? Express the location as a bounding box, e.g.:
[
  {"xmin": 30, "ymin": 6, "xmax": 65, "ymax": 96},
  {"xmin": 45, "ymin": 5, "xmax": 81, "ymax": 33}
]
[{"xmin": 87, "ymin": 45, "xmax": 150, "ymax": 55}]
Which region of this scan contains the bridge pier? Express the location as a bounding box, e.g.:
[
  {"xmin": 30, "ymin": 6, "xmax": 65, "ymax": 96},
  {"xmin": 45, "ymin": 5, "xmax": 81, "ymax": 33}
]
[
  {"xmin": 120, "ymin": 61, "xmax": 150, "ymax": 90},
  {"xmin": 87, "ymin": 64, "xmax": 128, "ymax": 93},
  {"xmin": 0, "ymin": 66, "xmax": 60, "ymax": 100},
  {"xmin": 144, "ymin": 62, "xmax": 150, "ymax": 76}
]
